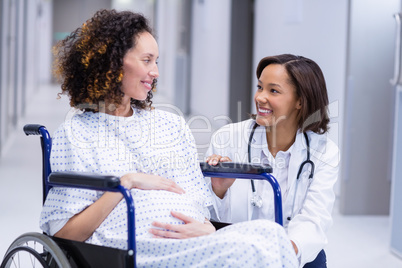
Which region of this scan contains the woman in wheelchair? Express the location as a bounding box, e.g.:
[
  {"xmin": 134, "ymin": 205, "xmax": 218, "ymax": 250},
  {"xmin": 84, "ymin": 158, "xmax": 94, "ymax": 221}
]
[{"xmin": 39, "ymin": 9, "xmax": 298, "ymax": 267}]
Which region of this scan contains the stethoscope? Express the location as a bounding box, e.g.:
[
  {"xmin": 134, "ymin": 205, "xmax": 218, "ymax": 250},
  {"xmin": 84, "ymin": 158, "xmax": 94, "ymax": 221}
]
[{"xmin": 248, "ymin": 122, "xmax": 315, "ymax": 209}]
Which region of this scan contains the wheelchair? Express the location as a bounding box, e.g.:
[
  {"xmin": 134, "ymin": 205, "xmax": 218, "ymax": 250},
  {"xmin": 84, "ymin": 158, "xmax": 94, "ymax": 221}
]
[{"xmin": 0, "ymin": 124, "xmax": 283, "ymax": 268}]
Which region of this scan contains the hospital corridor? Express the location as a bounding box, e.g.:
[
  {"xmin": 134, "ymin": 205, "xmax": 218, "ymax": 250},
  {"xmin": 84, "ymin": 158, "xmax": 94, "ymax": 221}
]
[
  {"xmin": 0, "ymin": 84, "xmax": 401, "ymax": 267},
  {"xmin": 1, "ymin": 0, "xmax": 402, "ymax": 267}
]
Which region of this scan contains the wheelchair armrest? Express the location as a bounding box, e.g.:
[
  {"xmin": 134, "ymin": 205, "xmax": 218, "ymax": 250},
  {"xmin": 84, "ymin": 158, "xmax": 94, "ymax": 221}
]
[
  {"xmin": 48, "ymin": 172, "xmax": 121, "ymax": 191},
  {"xmin": 200, "ymin": 162, "xmax": 283, "ymax": 225},
  {"xmin": 48, "ymin": 172, "xmax": 136, "ymax": 251},
  {"xmin": 200, "ymin": 162, "xmax": 272, "ymax": 174}
]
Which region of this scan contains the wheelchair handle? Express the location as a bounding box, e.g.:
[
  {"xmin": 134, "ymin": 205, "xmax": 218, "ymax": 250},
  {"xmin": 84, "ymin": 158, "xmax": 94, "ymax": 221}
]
[
  {"xmin": 23, "ymin": 124, "xmax": 46, "ymax": 136},
  {"xmin": 200, "ymin": 162, "xmax": 272, "ymax": 174}
]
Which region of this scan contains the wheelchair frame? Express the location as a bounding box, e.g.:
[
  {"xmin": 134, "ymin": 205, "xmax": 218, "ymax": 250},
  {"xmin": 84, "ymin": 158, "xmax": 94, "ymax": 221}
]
[{"xmin": 0, "ymin": 124, "xmax": 282, "ymax": 268}]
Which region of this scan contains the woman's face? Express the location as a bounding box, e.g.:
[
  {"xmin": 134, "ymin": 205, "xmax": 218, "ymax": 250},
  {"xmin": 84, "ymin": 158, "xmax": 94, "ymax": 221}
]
[
  {"xmin": 254, "ymin": 64, "xmax": 301, "ymax": 129},
  {"xmin": 121, "ymin": 31, "xmax": 159, "ymax": 101}
]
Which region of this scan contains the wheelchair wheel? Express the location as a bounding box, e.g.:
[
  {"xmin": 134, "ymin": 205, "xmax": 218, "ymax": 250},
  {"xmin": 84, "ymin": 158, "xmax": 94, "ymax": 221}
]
[{"xmin": 1, "ymin": 232, "xmax": 71, "ymax": 268}]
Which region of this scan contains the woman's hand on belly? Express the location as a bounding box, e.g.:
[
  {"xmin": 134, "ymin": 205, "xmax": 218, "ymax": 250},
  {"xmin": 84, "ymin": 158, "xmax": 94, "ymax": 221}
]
[
  {"xmin": 149, "ymin": 211, "xmax": 216, "ymax": 239},
  {"xmin": 120, "ymin": 173, "xmax": 185, "ymax": 194}
]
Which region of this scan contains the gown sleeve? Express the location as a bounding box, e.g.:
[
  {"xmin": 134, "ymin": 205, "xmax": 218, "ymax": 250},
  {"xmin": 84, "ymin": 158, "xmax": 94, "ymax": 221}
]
[{"xmin": 40, "ymin": 120, "xmax": 101, "ymax": 236}]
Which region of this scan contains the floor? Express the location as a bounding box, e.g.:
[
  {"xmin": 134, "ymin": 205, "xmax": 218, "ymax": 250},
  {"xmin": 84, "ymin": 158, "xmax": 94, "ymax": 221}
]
[{"xmin": 1, "ymin": 84, "xmax": 401, "ymax": 267}]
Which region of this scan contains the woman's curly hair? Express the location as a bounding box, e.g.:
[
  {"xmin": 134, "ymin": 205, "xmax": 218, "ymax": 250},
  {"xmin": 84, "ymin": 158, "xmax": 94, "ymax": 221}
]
[{"xmin": 53, "ymin": 9, "xmax": 155, "ymax": 112}]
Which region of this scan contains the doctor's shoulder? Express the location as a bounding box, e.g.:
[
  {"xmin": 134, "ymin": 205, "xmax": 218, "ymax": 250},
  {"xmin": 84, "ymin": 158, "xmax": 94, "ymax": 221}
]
[
  {"xmin": 210, "ymin": 119, "xmax": 254, "ymax": 148},
  {"xmin": 308, "ymin": 131, "xmax": 340, "ymax": 169}
]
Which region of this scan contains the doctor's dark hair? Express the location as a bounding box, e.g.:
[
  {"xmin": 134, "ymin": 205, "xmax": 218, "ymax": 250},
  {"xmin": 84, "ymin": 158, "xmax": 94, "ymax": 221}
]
[
  {"xmin": 53, "ymin": 9, "xmax": 155, "ymax": 112},
  {"xmin": 256, "ymin": 54, "xmax": 330, "ymax": 134}
]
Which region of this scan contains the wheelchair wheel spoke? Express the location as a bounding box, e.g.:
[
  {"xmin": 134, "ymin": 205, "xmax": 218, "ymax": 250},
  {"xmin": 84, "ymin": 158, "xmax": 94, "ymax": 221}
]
[
  {"xmin": 30, "ymin": 252, "xmax": 36, "ymax": 267},
  {"xmin": 1, "ymin": 233, "xmax": 70, "ymax": 268},
  {"xmin": 10, "ymin": 254, "xmax": 17, "ymax": 268},
  {"xmin": 9, "ymin": 252, "xmax": 20, "ymax": 268}
]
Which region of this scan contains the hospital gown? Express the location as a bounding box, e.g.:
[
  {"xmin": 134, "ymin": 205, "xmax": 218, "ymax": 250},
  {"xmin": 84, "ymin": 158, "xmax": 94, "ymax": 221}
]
[{"xmin": 40, "ymin": 108, "xmax": 298, "ymax": 267}]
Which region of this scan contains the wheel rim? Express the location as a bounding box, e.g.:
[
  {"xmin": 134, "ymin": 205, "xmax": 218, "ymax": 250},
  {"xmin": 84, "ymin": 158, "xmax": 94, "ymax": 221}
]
[
  {"xmin": 1, "ymin": 233, "xmax": 70, "ymax": 268},
  {"xmin": 2, "ymin": 246, "xmax": 49, "ymax": 268}
]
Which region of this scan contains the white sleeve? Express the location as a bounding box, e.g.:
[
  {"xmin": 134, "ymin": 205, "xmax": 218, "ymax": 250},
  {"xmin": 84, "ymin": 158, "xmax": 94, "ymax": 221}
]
[
  {"xmin": 207, "ymin": 178, "xmax": 232, "ymax": 222},
  {"xmin": 43, "ymin": 219, "xmax": 69, "ymax": 236},
  {"xmin": 287, "ymin": 138, "xmax": 339, "ymax": 267}
]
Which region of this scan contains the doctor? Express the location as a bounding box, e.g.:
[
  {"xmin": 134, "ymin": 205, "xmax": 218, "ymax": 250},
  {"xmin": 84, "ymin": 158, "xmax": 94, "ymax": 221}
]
[{"xmin": 206, "ymin": 54, "xmax": 339, "ymax": 268}]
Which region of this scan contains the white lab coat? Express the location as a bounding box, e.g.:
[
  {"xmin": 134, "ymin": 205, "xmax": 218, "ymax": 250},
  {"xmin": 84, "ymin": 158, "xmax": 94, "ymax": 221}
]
[{"xmin": 206, "ymin": 119, "xmax": 339, "ymax": 267}]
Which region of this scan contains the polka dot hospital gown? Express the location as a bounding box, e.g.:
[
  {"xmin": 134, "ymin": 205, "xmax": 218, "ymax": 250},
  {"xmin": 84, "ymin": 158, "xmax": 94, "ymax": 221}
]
[{"xmin": 40, "ymin": 108, "xmax": 298, "ymax": 267}]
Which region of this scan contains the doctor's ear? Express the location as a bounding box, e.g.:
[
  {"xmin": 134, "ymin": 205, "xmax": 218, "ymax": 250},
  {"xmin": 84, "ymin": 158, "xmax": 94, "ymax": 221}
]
[{"xmin": 296, "ymin": 99, "xmax": 302, "ymax": 109}]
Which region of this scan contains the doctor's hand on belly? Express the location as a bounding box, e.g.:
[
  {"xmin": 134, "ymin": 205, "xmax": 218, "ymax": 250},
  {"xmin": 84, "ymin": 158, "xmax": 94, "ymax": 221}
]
[
  {"xmin": 149, "ymin": 211, "xmax": 216, "ymax": 239},
  {"xmin": 206, "ymin": 154, "xmax": 236, "ymax": 199}
]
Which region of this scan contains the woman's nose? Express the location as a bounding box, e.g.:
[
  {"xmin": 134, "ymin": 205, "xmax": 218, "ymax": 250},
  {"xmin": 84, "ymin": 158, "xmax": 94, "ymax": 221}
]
[
  {"xmin": 149, "ymin": 65, "xmax": 159, "ymax": 79},
  {"xmin": 255, "ymin": 92, "xmax": 268, "ymax": 103}
]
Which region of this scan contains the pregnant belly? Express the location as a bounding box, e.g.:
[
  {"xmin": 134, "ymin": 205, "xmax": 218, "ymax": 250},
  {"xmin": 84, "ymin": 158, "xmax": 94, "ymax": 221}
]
[{"xmin": 133, "ymin": 190, "xmax": 205, "ymax": 238}]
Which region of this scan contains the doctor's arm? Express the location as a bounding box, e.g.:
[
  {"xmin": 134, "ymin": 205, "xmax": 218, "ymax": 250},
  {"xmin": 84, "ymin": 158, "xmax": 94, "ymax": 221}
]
[
  {"xmin": 206, "ymin": 154, "xmax": 236, "ymax": 198},
  {"xmin": 205, "ymin": 124, "xmax": 246, "ymax": 222},
  {"xmin": 287, "ymin": 143, "xmax": 339, "ymax": 265}
]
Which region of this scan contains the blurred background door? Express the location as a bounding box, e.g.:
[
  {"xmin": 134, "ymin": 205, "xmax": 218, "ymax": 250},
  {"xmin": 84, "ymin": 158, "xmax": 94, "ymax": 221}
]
[
  {"xmin": 390, "ymin": 10, "xmax": 402, "ymax": 259},
  {"xmin": 339, "ymin": 0, "xmax": 399, "ymax": 215}
]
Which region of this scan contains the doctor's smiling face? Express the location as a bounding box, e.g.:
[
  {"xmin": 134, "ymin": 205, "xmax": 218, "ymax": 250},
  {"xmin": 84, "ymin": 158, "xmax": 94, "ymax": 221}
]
[{"xmin": 254, "ymin": 64, "xmax": 301, "ymax": 130}]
